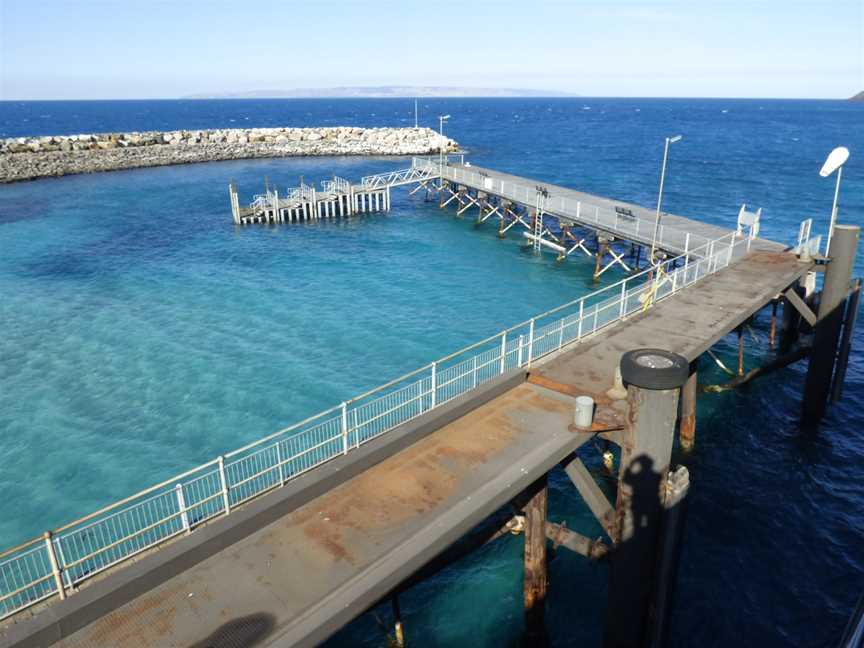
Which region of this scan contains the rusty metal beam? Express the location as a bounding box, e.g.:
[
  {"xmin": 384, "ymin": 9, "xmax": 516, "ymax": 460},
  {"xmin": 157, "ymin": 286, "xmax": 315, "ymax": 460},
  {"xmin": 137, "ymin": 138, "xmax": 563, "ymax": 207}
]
[{"xmin": 545, "ymin": 522, "xmax": 608, "ymax": 560}]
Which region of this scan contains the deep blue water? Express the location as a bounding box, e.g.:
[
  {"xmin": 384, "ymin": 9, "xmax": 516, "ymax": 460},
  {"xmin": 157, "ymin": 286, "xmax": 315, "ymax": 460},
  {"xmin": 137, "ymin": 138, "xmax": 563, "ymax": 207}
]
[{"xmin": 0, "ymin": 98, "xmax": 862, "ymax": 646}]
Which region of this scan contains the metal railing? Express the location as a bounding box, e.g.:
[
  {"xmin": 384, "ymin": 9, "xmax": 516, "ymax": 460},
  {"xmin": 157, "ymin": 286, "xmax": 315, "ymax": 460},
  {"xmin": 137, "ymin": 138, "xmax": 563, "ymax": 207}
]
[
  {"xmin": 321, "ymin": 177, "xmax": 350, "ymax": 194},
  {"xmin": 795, "ymin": 218, "xmax": 823, "ymax": 258},
  {"xmin": 360, "ymin": 164, "xmax": 440, "ymax": 190},
  {"xmin": 0, "ymin": 217, "xmax": 755, "ymax": 623},
  {"xmin": 413, "ymin": 157, "xmax": 719, "ymax": 257}
]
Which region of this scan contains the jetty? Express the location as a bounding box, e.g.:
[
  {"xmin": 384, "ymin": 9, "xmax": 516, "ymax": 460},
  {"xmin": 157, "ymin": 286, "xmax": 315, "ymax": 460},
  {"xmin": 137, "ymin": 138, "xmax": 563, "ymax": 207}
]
[{"xmin": 1, "ymin": 155, "xmax": 858, "ymax": 648}]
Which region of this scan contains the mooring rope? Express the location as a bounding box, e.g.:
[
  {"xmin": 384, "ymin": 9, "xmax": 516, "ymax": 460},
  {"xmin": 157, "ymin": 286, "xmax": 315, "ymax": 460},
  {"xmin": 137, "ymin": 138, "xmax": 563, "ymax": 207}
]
[
  {"xmin": 638, "ymin": 265, "xmax": 670, "ymax": 312},
  {"xmin": 706, "ymin": 348, "xmax": 737, "ymax": 376}
]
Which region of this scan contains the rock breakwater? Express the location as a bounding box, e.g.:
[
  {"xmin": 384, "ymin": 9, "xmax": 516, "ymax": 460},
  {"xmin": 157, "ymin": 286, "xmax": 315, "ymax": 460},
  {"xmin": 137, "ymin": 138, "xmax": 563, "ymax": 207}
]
[{"xmin": 0, "ymin": 127, "xmax": 458, "ymax": 183}]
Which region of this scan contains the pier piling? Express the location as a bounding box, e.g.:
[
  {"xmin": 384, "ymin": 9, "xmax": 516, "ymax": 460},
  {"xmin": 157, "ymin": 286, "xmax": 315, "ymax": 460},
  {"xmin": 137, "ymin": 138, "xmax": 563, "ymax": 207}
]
[
  {"xmin": 524, "ymin": 474, "xmax": 549, "ymax": 643},
  {"xmin": 605, "ymin": 349, "xmax": 688, "ymax": 648},
  {"xmin": 679, "ymin": 362, "xmax": 698, "ymax": 451},
  {"xmin": 802, "ymin": 224, "xmax": 860, "ymax": 427}
]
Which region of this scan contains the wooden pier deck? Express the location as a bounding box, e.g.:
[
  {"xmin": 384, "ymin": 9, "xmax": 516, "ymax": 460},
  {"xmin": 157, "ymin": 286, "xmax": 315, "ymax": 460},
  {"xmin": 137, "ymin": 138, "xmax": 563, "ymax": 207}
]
[{"xmin": 2, "ymin": 248, "xmax": 815, "ymax": 648}]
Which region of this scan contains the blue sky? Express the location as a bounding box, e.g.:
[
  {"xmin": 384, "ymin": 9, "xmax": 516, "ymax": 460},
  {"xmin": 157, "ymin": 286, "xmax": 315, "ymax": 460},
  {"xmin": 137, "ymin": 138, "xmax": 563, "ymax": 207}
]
[{"xmin": 1, "ymin": 0, "xmax": 861, "ymax": 100}]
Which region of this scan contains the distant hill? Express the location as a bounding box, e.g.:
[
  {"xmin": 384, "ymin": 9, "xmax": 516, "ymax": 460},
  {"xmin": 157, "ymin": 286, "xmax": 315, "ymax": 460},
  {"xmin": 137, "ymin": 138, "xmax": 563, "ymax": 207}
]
[
  {"xmin": 183, "ymin": 86, "xmax": 574, "ymax": 99},
  {"xmin": 850, "ymin": 91, "xmax": 864, "ymax": 101}
]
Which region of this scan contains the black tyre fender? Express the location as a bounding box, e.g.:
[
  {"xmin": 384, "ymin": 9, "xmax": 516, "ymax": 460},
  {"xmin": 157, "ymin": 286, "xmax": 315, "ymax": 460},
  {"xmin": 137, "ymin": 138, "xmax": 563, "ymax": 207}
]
[{"xmin": 620, "ymin": 348, "xmax": 689, "ymax": 390}]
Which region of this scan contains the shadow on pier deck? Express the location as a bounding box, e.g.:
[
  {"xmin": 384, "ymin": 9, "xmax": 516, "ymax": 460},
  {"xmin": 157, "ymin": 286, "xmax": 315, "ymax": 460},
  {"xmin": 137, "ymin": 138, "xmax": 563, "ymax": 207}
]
[{"xmin": 1, "ymin": 249, "xmax": 819, "ymax": 648}]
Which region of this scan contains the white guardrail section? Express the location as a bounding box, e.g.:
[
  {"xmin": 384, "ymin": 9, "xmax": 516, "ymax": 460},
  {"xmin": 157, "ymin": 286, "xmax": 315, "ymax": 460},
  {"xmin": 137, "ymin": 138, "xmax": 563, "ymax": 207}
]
[
  {"xmin": 0, "ymin": 189, "xmax": 754, "ymax": 624},
  {"xmin": 413, "ymin": 157, "xmax": 720, "ymax": 257}
]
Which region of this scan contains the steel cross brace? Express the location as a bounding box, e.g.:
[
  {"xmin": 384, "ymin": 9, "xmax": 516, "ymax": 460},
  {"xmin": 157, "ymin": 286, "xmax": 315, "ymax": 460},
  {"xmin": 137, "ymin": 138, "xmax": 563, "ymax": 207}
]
[
  {"xmin": 457, "ymin": 193, "xmax": 480, "ymax": 216},
  {"xmin": 595, "ymin": 246, "xmax": 632, "ymax": 277}
]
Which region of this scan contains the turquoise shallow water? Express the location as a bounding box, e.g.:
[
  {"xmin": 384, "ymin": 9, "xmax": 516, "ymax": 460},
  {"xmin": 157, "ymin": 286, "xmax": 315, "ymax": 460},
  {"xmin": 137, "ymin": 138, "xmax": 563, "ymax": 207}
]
[{"xmin": 1, "ymin": 98, "xmax": 863, "ymax": 645}]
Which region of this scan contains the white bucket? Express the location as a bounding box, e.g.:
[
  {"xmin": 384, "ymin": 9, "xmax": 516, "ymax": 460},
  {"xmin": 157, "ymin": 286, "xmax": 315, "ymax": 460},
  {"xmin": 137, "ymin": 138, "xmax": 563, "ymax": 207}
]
[{"xmin": 574, "ymin": 395, "xmax": 595, "ymax": 429}]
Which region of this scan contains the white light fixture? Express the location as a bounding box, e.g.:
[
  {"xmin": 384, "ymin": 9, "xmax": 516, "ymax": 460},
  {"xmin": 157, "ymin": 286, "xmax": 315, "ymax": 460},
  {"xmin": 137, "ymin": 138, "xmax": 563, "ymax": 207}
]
[{"xmin": 820, "ymin": 146, "xmax": 850, "ymax": 256}]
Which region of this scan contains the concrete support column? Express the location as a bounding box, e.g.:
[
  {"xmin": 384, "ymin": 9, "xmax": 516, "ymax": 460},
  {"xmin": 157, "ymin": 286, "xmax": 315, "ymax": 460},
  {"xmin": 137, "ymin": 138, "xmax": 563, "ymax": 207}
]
[
  {"xmin": 524, "ymin": 474, "xmax": 548, "ymax": 643},
  {"xmin": 605, "ymin": 349, "xmax": 689, "ymax": 648},
  {"xmin": 679, "ymin": 362, "xmax": 697, "ymax": 451},
  {"xmin": 802, "ymin": 224, "xmax": 860, "ymax": 428}
]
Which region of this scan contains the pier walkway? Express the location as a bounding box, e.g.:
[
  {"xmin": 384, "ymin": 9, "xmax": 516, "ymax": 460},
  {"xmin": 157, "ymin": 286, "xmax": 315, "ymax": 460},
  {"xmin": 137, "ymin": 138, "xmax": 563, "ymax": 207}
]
[
  {"xmin": 1, "ymin": 247, "xmax": 815, "ymax": 648},
  {"xmin": 1, "ymin": 154, "xmax": 840, "ymax": 648}
]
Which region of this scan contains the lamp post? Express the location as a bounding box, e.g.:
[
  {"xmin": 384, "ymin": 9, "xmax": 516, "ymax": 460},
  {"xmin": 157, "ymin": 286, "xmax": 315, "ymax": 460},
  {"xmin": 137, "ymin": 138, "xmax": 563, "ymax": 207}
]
[
  {"xmin": 438, "ymin": 114, "xmax": 450, "ymax": 188},
  {"xmin": 650, "ymin": 135, "xmax": 683, "ymax": 263},
  {"xmin": 820, "ymin": 146, "xmax": 850, "ymax": 256}
]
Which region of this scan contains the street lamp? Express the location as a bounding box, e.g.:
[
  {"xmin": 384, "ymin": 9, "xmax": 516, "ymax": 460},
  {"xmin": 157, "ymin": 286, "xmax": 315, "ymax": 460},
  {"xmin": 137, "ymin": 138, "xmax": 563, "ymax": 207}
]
[
  {"xmin": 438, "ymin": 114, "xmax": 450, "ymax": 187},
  {"xmin": 820, "ymin": 146, "xmax": 849, "ymax": 256},
  {"xmin": 650, "ymin": 134, "xmax": 683, "ymax": 263}
]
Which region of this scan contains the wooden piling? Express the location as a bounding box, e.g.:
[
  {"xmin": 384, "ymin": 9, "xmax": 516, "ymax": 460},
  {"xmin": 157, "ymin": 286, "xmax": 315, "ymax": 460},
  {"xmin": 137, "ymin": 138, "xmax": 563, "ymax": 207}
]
[
  {"xmin": 524, "ymin": 474, "xmax": 548, "ymax": 642},
  {"xmin": 737, "ymin": 325, "xmax": 745, "ymax": 376},
  {"xmin": 679, "ymin": 363, "xmax": 697, "ymax": 451},
  {"xmin": 594, "ymin": 238, "xmax": 609, "ymax": 280}
]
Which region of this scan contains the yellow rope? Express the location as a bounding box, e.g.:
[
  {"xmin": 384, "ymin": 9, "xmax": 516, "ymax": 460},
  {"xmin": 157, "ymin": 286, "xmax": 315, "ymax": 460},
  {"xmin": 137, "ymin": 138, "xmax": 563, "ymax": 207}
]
[{"xmin": 638, "ymin": 264, "xmax": 668, "ymax": 312}]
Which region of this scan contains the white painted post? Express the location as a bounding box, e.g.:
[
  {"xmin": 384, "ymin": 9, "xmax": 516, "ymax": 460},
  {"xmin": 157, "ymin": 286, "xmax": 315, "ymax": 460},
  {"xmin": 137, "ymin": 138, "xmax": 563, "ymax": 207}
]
[
  {"xmin": 577, "ymin": 300, "xmax": 584, "ymax": 340},
  {"xmin": 500, "ymin": 331, "xmax": 507, "ymax": 373},
  {"xmin": 527, "ymin": 318, "xmax": 535, "ymax": 366},
  {"xmin": 517, "ymin": 334, "xmax": 524, "ymax": 367},
  {"xmin": 44, "ymin": 532, "xmax": 66, "ymax": 600},
  {"xmin": 217, "ymin": 456, "xmax": 231, "ymax": 514},
  {"xmin": 619, "ymin": 280, "xmax": 627, "ymax": 317},
  {"xmin": 727, "ymin": 235, "xmax": 735, "ymax": 266},
  {"xmin": 341, "ymin": 402, "xmax": 349, "ymax": 455},
  {"xmin": 175, "ymin": 483, "xmax": 190, "ymax": 532},
  {"xmin": 576, "ymin": 201, "xmax": 581, "ymax": 221},
  {"xmin": 275, "ymin": 440, "xmax": 285, "ymax": 486},
  {"xmin": 472, "ymin": 356, "xmax": 478, "ymax": 389},
  {"xmin": 430, "ymin": 362, "xmax": 437, "ymax": 408}
]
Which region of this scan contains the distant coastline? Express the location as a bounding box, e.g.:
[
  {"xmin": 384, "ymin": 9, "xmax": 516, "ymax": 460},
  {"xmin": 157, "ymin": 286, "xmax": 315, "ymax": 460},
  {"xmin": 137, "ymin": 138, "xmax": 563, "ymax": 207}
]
[
  {"xmin": 850, "ymin": 91, "xmax": 864, "ymax": 101},
  {"xmin": 183, "ymin": 85, "xmax": 575, "ymax": 100}
]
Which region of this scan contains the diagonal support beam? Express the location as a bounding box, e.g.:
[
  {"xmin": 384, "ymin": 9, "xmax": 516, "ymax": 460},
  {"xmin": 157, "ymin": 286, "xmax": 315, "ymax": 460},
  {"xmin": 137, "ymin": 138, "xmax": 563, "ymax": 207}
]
[
  {"xmin": 784, "ymin": 287, "xmax": 817, "ymax": 326},
  {"xmin": 546, "ymin": 522, "xmax": 608, "ymax": 560},
  {"xmin": 479, "ymin": 204, "xmax": 501, "ymax": 223},
  {"xmin": 562, "ymin": 455, "xmax": 616, "ymax": 537},
  {"xmin": 441, "ymin": 188, "xmax": 461, "ymax": 208},
  {"xmin": 457, "ymin": 194, "xmax": 479, "ymax": 216}
]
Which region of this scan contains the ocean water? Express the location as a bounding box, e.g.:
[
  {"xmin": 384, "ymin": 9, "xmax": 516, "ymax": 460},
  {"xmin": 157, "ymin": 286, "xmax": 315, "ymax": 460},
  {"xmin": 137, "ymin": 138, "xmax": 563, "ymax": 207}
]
[{"xmin": 0, "ymin": 98, "xmax": 862, "ymax": 646}]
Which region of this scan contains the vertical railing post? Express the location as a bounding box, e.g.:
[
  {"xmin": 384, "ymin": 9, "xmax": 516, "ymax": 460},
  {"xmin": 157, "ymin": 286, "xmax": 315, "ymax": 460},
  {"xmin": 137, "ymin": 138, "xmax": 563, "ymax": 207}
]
[
  {"xmin": 175, "ymin": 483, "xmax": 190, "ymax": 532},
  {"xmin": 727, "ymin": 234, "xmax": 735, "ymax": 266},
  {"xmin": 577, "ymin": 300, "xmax": 584, "ymax": 340},
  {"xmin": 619, "ymin": 280, "xmax": 627, "ymax": 318},
  {"xmin": 275, "ymin": 439, "xmax": 285, "ymax": 487},
  {"xmin": 684, "ymin": 233, "xmax": 690, "ymax": 282},
  {"xmin": 517, "ymin": 334, "xmax": 524, "ymax": 367},
  {"xmin": 341, "ymin": 402, "xmax": 349, "ymax": 455},
  {"xmin": 500, "ymin": 331, "xmax": 507, "ymax": 373},
  {"xmin": 430, "ymin": 362, "xmax": 437, "ymax": 408},
  {"xmin": 44, "ymin": 532, "xmax": 66, "ymax": 601},
  {"xmin": 217, "ymin": 456, "xmax": 231, "ymax": 514},
  {"xmin": 527, "ymin": 319, "xmax": 535, "ymax": 366},
  {"xmin": 472, "ymin": 356, "xmax": 478, "ymax": 388}
]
